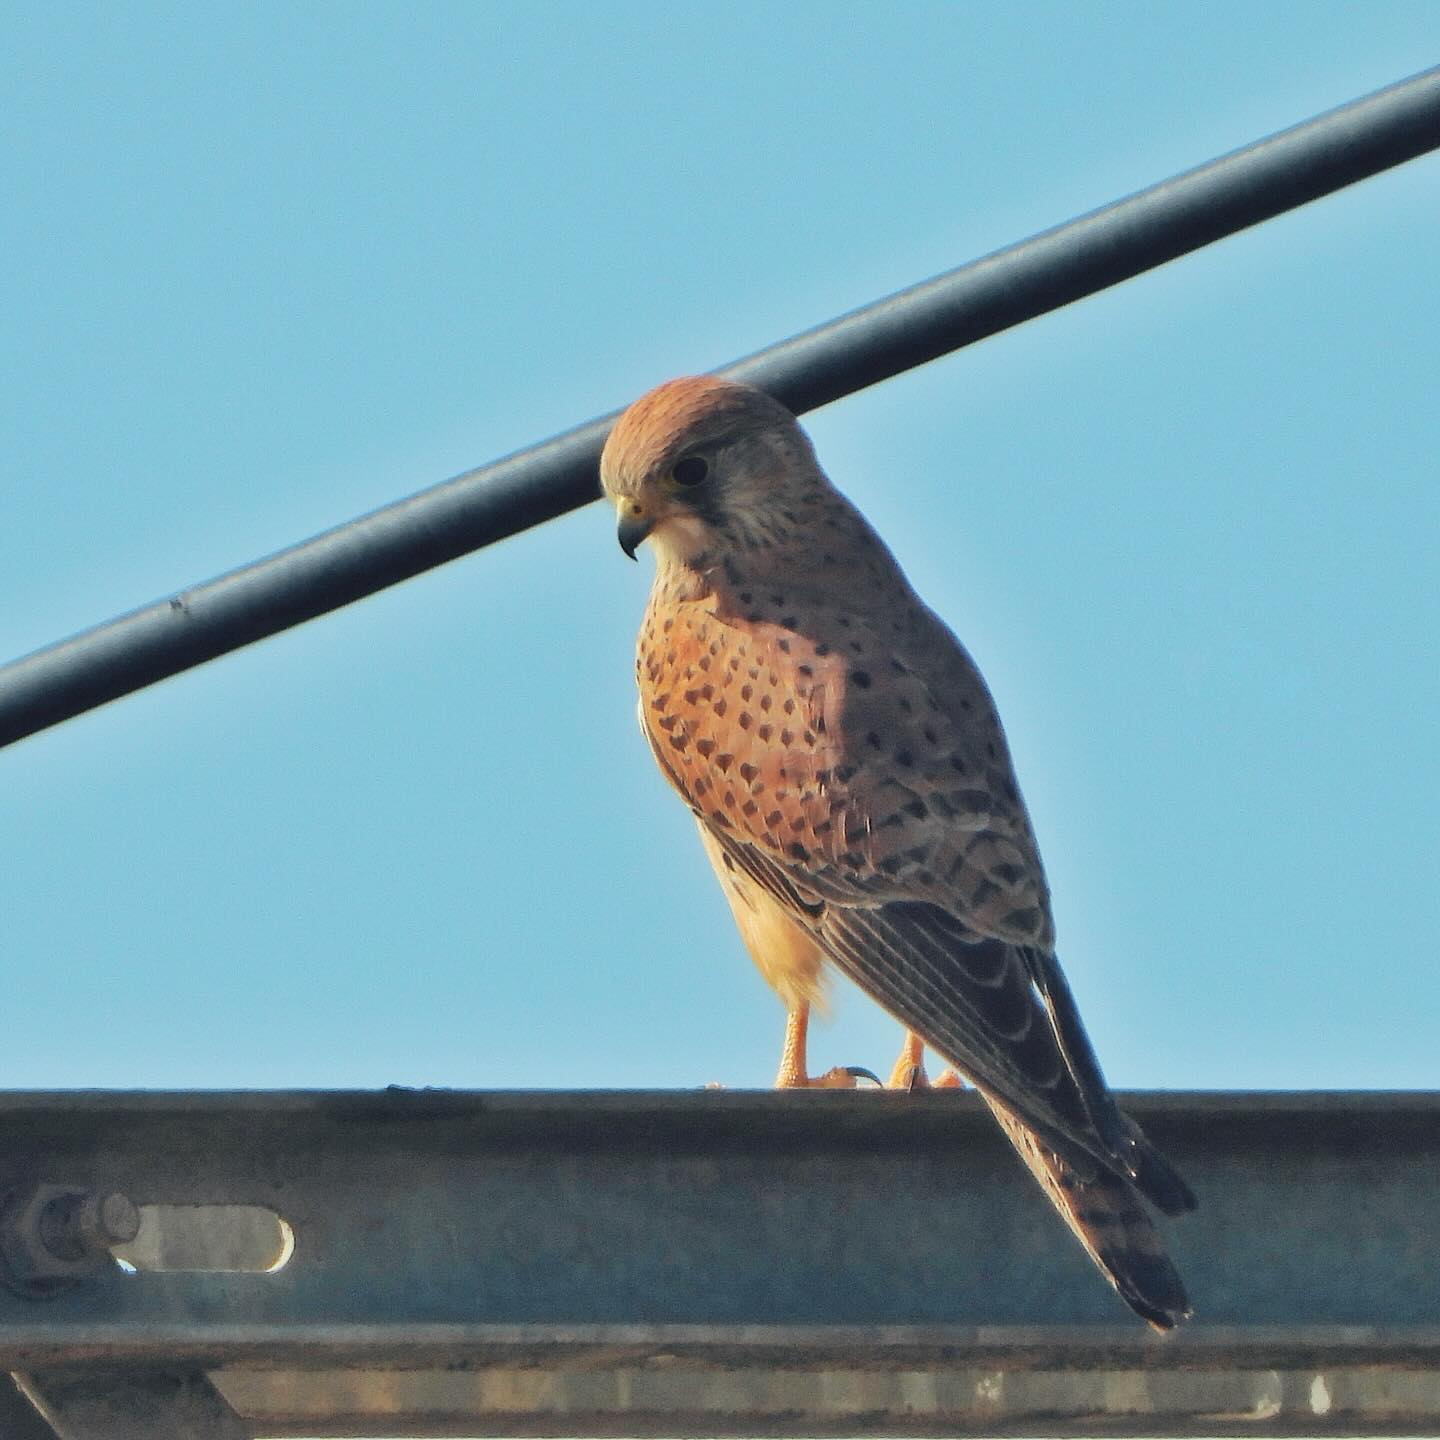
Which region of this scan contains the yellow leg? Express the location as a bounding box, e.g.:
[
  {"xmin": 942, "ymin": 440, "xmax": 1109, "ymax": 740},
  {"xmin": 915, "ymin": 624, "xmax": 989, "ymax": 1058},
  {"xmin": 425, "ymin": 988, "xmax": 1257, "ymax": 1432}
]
[
  {"xmin": 888, "ymin": 1030, "xmax": 965, "ymax": 1089},
  {"xmin": 775, "ymin": 1004, "xmax": 874, "ymax": 1088},
  {"xmin": 887, "ymin": 1030, "xmax": 928, "ymax": 1089}
]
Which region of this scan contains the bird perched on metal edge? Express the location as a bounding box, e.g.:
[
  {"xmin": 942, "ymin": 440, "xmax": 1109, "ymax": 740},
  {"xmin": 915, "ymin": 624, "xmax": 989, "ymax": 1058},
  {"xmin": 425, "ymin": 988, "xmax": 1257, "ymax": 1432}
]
[{"xmin": 600, "ymin": 375, "xmax": 1196, "ymax": 1330}]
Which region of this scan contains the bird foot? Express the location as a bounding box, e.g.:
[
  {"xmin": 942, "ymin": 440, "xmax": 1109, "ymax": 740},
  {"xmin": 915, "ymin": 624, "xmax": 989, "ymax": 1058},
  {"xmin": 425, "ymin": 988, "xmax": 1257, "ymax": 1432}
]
[
  {"xmin": 888, "ymin": 1061, "xmax": 966, "ymax": 1090},
  {"xmin": 775, "ymin": 1064, "xmax": 881, "ymax": 1089},
  {"xmin": 773, "ymin": 1006, "xmax": 882, "ymax": 1089},
  {"xmin": 888, "ymin": 1032, "xmax": 966, "ymax": 1090}
]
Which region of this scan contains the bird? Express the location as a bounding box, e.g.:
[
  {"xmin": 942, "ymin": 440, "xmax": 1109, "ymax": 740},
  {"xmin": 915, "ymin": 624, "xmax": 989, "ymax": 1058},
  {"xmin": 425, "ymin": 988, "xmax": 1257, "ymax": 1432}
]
[{"xmin": 599, "ymin": 374, "xmax": 1195, "ymax": 1330}]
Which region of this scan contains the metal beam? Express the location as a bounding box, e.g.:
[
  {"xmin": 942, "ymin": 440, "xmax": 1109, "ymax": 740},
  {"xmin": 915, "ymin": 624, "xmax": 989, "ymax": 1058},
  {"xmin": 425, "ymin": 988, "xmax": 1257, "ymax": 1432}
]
[
  {"xmin": 0, "ymin": 1090, "xmax": 1438, "ymax": 1435},
  {"xmin": 12, "ymin": 1370, "xmax": 251, "ymax": 1440},
  {"xmin": 1, "ymin": 66, "xmax": 1438, "ymax": 752},
  {"xmin": 0, "ymin": 1374, "xmax": 64, "ymax": 1440},
  {"xmin": 215, "ymin": 1349, "xmax": 1440, "ymax": 1438}
]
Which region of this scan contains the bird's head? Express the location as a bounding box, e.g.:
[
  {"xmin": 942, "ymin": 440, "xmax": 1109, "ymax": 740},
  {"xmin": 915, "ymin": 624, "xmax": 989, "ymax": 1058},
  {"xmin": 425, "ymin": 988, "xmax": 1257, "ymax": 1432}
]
[{"xmin": 600, "ymin": 376, "xmax": 823, "ymax": 566}]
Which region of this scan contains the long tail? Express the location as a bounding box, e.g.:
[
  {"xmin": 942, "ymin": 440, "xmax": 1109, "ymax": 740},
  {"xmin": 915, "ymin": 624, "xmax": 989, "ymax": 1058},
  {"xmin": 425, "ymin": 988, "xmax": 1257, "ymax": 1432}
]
[{"xmin": 983, "ymin": 1093, "xmax": 1192, "ymax": 1331}]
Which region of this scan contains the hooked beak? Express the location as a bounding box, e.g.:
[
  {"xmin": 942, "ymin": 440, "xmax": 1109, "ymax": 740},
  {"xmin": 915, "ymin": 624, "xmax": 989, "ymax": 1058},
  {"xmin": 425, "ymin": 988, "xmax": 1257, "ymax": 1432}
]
[{"xmin": 617, "ymin": 509, "xmax": 654, "ymax": 561}]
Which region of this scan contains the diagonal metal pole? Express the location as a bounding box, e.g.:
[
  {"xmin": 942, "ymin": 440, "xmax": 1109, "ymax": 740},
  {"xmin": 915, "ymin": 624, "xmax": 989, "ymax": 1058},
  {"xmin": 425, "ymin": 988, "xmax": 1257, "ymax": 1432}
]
[{"xmin": 2, "ymin": 65, "xmax": 1438, "ymax": 753}]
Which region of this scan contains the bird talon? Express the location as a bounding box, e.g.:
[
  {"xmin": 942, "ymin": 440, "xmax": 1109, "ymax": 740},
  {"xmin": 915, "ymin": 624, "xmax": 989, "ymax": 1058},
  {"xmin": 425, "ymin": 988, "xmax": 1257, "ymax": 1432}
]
[{"xmin": 888, "ymin": 1031, "xmax": 930, "ymax": 1089}]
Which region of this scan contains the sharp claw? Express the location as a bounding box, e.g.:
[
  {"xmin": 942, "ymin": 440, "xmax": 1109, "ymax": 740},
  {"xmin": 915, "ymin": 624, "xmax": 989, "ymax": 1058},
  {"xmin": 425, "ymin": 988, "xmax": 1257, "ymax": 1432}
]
[{"xmin": 843, "ymin": 1066, "xmax": 883, "ymax": 1086}]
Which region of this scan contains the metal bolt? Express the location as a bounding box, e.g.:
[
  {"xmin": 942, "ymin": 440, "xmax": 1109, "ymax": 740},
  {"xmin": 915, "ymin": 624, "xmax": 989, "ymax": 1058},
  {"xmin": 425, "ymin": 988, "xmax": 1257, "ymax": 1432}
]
[
  {"xmin": 39, "ymin": 1190, "xmax": 140, "ymax": 1262},
  {"xmin": 0, "ymin": 1184, "xmax": 139, "ymax": 1297}
]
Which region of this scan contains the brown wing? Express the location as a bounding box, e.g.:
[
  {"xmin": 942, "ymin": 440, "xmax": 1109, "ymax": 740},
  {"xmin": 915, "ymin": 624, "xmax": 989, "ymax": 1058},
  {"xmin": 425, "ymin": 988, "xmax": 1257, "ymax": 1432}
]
[
  {"xmin": 639, "ymin": 591, "xmax": 1190, "ymax": 1206},
  {"xmin": 708, "ymin": 827, "xmax": 1092, "ymax": 1161}
]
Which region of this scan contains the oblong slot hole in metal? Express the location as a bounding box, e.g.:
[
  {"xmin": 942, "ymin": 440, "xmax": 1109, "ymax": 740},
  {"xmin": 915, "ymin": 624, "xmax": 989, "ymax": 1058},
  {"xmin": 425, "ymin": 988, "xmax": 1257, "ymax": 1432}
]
[{"xmin": 112, "ymin": 1205, "xmax": 294, "ymax": 1273}]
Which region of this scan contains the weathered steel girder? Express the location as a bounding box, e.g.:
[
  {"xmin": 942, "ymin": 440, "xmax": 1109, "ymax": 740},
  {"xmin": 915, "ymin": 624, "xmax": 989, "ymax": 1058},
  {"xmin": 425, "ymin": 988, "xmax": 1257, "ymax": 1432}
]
[{"xmin": 0, "ymin": 1089, "xmax": 1436, "ymax": 1436}]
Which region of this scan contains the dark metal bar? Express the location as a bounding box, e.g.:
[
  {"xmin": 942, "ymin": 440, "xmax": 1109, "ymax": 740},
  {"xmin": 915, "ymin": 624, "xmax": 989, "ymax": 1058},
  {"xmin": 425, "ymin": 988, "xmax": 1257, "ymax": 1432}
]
[
  {"xmin": 0, "ymin": 1090, "xmax": 1438, "ymax": 1435},
  {"xmin": 14, "ymin": 1370, "xmax": 252, "ymax": 1440},
  {"xmin": 2, "ymin": 66, "xmax": 1438, "ymax": 752},
  {"xmin": 0, "ymin": 1089, "xmax": 1436, "ymax": 1339},
  {"xmin": 0, "ymin": 1375, "xmax": 63, "ymax": 1440}
]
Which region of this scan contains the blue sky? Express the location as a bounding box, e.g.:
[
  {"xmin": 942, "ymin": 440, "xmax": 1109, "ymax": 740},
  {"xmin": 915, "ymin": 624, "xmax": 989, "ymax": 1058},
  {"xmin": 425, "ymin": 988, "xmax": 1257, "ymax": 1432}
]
[{"xmin": 2, "ymin": 3, "xmax": 1437, "ymax": 1093}]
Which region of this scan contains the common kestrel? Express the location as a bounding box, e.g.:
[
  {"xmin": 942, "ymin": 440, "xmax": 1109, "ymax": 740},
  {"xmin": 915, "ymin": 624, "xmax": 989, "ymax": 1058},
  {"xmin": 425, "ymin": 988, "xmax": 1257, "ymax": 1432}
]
[{"xmin": 600, "ymin": 375, "xmax": 1195, "ymax": 1329}]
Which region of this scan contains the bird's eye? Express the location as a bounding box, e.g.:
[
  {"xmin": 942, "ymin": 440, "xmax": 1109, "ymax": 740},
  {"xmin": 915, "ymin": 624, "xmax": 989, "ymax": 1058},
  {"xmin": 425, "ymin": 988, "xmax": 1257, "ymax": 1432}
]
[{"xmin": 672, "ymin": 455, "xmax": 710, "ymax": 487}]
